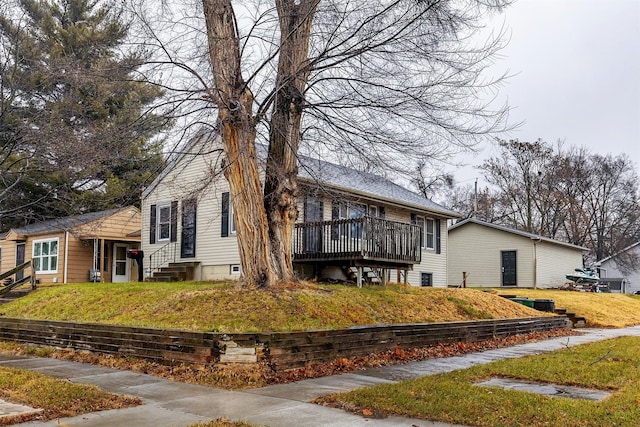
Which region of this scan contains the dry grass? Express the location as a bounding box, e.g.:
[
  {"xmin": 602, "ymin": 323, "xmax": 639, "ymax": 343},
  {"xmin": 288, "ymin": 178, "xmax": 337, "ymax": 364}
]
[
  {"xmin": 0, "ymin": 366, "xmax": 140, "ymax": 425},
  {"xmin": 495, "ymin": 289, "xmax": 640, "ymax": 328},
  {"xmin": 0, "ymin": 282, "xmax": 547, "ymax": 333}
]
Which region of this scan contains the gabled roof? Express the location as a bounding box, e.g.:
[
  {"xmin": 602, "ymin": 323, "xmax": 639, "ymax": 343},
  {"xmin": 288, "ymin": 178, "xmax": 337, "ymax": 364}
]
[
  {"xmin": 297, "ymin": 155, "xmax": 459, "ymax": 217},
  {"xmin": 449, "ymin": 217, "xmax": 588, "ymax": 251},
  {"xmin": 144, "ymin": 132, "xmax": 460, "ymax": 218},
  {"xmin": 597, "ymin": 241, "xmax": 640, "ymax": 264},
  {"xmin": 2, "ymin": 207, "xmax": 136, "ymax": 238}
]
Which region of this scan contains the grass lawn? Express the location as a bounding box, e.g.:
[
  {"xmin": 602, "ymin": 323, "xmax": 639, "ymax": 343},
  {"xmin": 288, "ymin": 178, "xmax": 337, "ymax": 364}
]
[
  {"xmin": 0, "ymin": 281, "xmax": 549, "ymax": 332},
  {"xmin": 0, "ymin": 366, "xmax": 139, "ymax": 425},
  {"xmin": 493, "ymin": 289, "xmax": 640, "ymax": 328},
  {"xmin": 319, "ymin": 336, "xmax": 640, "ymax": 427}
]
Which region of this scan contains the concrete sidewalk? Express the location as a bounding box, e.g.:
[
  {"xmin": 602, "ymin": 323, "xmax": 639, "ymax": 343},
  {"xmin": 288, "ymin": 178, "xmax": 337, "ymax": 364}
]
[{"xmin": 5, "ymin": 325, "xmax": 640, "ymax": 427}]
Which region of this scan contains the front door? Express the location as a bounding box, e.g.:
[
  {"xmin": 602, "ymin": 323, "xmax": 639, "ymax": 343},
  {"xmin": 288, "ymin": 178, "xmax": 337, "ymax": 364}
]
[
  {"xmin": 501, "ymin": 250, "xmax": 517, "ymax": 286},
  {"xmin": 112, "ymin": 244, "xmax": 129, "ymax": 283},
  {"xmin": 15, "ymin": 243, "xmax": 25, "ymax": 281}
]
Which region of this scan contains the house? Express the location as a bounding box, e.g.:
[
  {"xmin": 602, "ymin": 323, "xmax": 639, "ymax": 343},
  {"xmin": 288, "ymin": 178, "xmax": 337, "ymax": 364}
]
[
  {"xmin": 141, "ymin": 132, "xmax": 460, "ymax": 286},
  {"xmin": 596, "ymin": 242, "xmax": 640, "ymax": 293},
  {"xmin": 447, "ymin": 218, "xmax": 587, "ymax": 288},
  {"xmin": 0, "ymin": 207, "xmax": 141, "ymax": 284}
]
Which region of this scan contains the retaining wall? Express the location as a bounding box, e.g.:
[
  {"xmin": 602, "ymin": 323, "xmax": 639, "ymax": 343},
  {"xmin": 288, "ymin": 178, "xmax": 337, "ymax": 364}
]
[{"xmin": 0, "ymin": 316, "xmax": 569, "ymax": 371}]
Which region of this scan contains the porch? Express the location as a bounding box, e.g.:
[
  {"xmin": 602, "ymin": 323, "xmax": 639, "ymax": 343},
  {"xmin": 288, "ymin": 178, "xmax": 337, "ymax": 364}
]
[{"xmin": 292, "ymin": 217, "xmax": 422, "ymax": 271}]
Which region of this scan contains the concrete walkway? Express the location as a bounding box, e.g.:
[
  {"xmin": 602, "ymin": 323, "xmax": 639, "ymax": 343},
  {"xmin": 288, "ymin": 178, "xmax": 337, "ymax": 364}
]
[{"xmin": 5, "ymin": 325, "xmax": 640, "ymax": 427}]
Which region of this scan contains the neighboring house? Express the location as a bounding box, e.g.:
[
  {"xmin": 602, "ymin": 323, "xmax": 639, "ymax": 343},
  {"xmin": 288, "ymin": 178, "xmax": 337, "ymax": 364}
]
[
  {"xmin": 0, "ymin": 207, "xmax": 141, "ymax": 284},
  {"xmin": 141, "ymin": 133, "xmax": 460, "ymax": 286},
  {"xmin": 448, "ymin": 218, "xmax": 587, "ymax": 288},
  {"xmin": 596, "ymin": 242, "xmax": 640, "ymax": 294}
]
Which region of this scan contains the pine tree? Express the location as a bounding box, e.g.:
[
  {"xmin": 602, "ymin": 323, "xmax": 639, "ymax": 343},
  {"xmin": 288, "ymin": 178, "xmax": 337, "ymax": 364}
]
[{"xmin": 0, "ymin": 0, "xmax": 168, "ymax": 229}]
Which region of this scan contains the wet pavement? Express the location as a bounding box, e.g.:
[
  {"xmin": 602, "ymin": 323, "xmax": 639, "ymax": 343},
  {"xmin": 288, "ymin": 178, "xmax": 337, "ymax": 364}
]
[{"xmin": 4, "ymin": 325, "xmax": 640, "ymax": 427}]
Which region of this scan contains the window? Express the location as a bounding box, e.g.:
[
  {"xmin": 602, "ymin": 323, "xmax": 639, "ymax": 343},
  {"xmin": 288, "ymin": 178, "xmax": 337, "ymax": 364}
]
[
  {"xmin": 32, "ymin": 238, "xmax": 58, "ymax": 274},
  {"xmin": 157, "ymin": 204, "xmax": 171, "ymax": 241},
  {"xmin": 150, "ymin": 202, "xmax": 177, "ymax": 244},
  {"xmin": 230, "ymin": 201, "xmax": 236, "ymax": 234},
  {"xmin": 425, "ymin": 218, "xmax": 435, "ymax": 249},
  {"xmin": 221, "ymin": 192, "xmax": 236, "ymax": 237},
  {"xmin": 332, "ymin": 201, "xmax": 366, "ymax": 239},
  {"xmin": 231, "ymin": 264, "xmax": 241, "ymax": 275},
  {"xmin": 416, "ymin": 216, "xmax": 435, "ymax": 249},
  {"xmin": 421, "ymin": 272, "xmax": 433, "ymax": 287},
  {"xmin": 349, "ymin": 203, "xmax": 366, "ymax": 239}
]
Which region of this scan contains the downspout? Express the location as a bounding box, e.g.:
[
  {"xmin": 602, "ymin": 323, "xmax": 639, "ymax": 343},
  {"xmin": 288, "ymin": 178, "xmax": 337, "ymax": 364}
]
[
  {"xmin": 532, "ymin": 238, "xmax": 540, "ymax": 289},
  {"xmin": 64, "ymin": 231, "xmax": 69, "ymax": 284}
]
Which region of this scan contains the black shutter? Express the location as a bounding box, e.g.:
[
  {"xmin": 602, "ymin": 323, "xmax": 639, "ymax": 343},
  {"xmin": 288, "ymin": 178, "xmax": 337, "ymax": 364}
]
[
  {"xmin": 379, "ymin": 206, "xmax": 385, "ymax": 219},
  {"xmin": 170, "ymin": 200, "xmax": 178, "ymax": 242},
  {"xmin": 435, "ymin": 218, "xmax": 441, "ymax": 254},
  {"xmin": 221, "ymin": 192, "xmax": 229, "ymax": 237},
  {"xmin": 410, "ymin": 213, "xmax": 417, "ymax": 224},
  {"xmin": 331, "ymin": 201, "xmax": 339, "ymax": 240},
  {"xmin": 150, "ymin": 204, "xmax": 157, "ymax": 244}
]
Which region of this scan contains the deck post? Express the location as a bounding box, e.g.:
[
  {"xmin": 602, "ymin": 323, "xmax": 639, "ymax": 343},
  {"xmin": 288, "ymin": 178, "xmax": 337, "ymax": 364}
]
[
  {"xmin": 403, "ymin": 269, "xmax": 408, "ymax": 285},
  {"xmin": 357, "ymin": 266, "xmax": 363, "ymax": 288},
  {"xmin": 382, "ymin": 268, "xmax": 387, "ymax": 286}
]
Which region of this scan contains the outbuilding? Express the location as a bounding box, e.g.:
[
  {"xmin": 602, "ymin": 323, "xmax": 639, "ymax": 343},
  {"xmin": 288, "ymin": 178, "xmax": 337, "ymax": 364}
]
[{"xmin": 448, "ymin": 218, "xmax": 587, "ymax": 288}]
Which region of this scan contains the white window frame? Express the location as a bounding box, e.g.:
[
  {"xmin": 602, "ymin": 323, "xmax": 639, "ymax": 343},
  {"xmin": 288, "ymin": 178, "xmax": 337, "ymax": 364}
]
[
  {"xmin": 157, "ymin": 203, "xmax": 171, "ymax": 242},
  {"xmin": 230, "ymin": 264, "xmax": 241, "ymax": 275},
  {"xmin": 417, "ymin": 216, "xmax": 435, "ymax": 250},
  {"xmin": 32, "ymin": 238, "xmax": 59, "ymax": 274}
]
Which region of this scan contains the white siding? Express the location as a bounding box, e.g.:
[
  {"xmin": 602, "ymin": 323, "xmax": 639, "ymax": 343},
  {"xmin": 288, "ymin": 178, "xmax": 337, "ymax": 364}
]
[
  {"xmin": 535, "ymin": 240, "xmax": 584, "ymax": 288},
  {"xmin": 448, "ymin": 222, "xmax": 585, "ymax": 289},
  {"xmin": 143, "ymin": 135, "xmax": 452, "ymax": 283},
  {"xmin": 142, "ymin": 135, "xmax": 241, "ymax": 279},
  {"xmin": 599, "ymin": 245, "xmax": 640, "ymax": 293},
  {"xmin": 448, "ymin": 223, "xmax": 535, "ymax": 288}
]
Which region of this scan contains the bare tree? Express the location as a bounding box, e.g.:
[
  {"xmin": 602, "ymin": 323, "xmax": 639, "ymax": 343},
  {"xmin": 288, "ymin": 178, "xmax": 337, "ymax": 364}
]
[
  {"xmin": 134, "ymin": 0, "xmax": 512, "ymax": 287},
  {"xmin": 473, "ymin": 139, "xmax": 640, "ymax": 268}
]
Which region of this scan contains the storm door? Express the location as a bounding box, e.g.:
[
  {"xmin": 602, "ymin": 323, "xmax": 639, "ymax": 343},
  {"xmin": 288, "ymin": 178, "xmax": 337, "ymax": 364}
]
[
  {"xmin": 15, "ymin": 243, "xmax": 25, "ymax": 281},
  {"xmin": 501, "ymin": 250, "xmax": 517, "ymax": 286}
]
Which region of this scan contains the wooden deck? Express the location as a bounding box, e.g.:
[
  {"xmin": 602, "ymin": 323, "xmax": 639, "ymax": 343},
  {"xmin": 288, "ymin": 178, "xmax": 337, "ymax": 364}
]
[{"xmin": 292, "ymin": 217, "xmax": 422, "ymax": 267}]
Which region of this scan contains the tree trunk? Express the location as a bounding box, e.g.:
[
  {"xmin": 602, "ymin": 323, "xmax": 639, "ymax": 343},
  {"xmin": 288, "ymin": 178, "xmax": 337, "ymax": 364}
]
[
  {"xmin": 202, "ymin": 0, "xmax": 277, "ymax": 287},
  {"xmin": 263, "ymin": 0, "xmax": 318, "ymax": 282}
]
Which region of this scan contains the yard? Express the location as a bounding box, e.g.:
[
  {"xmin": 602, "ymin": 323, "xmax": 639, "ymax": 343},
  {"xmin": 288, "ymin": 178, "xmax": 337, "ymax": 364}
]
[
  {"xmin": 319, "ymin": 336, "xmax": 640, "ymax": 427},
  {"xmin": 1, "ymin": 283, "xmax": 640, "ymax": 425}
]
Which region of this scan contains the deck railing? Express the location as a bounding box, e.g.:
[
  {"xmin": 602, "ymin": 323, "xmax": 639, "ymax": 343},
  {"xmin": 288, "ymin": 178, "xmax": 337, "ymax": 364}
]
[{"xmin": 292, "ymin": 217, "xmax": 422, "ymax": 264}]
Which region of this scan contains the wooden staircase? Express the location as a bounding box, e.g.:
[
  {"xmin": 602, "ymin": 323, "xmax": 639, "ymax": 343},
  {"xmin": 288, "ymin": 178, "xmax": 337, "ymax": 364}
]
[
  {"xmin": 147, "ymin": 262, "xmax": 199, "ymax": 282},
  {"xmin": 344, "ymin": 266, "xmax": 383, "ymax": 285}
]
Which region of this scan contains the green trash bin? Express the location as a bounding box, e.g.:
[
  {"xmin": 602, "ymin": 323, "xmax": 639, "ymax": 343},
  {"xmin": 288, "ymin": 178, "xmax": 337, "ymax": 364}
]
[{"xmin": 510, "ymin": 297, "xmax": 535, "ymax": 308}]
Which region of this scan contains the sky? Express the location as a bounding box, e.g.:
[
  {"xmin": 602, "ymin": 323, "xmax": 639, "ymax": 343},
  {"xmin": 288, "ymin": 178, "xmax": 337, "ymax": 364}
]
[{"xmin": 453, "ymin": 0, "xmax": 640, "ymax": 186}]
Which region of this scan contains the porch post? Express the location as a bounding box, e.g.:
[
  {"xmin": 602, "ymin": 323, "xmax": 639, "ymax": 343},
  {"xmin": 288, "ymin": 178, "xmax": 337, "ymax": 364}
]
[
  {"xmin": 100, "ymin": 239, "xmax": 105, "ymax": 283},
  {"xmin": 381, "ymin": 268, "xmax": 387, "ymax": 286},
  {"xmin": 403, "ymin": 269, "xmax": 408, "ymax": 285},
  {"xmin": 357, "ymin": 266, "xmax": 363, "ymax": 288}
]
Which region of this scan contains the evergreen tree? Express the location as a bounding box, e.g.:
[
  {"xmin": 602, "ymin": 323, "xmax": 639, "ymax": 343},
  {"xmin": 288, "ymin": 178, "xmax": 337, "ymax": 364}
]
[{"xmin": 0, "ymin": 0, "xmax": 168, "ymax": 229}]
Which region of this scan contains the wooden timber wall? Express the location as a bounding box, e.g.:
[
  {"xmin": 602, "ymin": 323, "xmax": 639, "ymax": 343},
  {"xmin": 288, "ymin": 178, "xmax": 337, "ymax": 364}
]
[{"xmin": 0, "ymin": 316, "xmax": 569, "ymax": 371}]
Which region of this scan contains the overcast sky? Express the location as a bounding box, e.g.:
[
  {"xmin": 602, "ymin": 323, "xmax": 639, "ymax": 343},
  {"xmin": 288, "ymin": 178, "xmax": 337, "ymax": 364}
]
[{"xmin": 454, "ymin": 0, "xmax": 640, "ymax": 186}]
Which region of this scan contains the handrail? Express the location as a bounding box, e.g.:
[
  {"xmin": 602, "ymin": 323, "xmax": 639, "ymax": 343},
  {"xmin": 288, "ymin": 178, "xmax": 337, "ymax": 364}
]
[
  {"xmin": 148, "ymin": 241, "xmax": 178, "ymax": 272},
  {"xmin": 293, "ymin": 217, "xmax": 422, "ymax": 264},
  {"xmin": 0, "ymin": 260, "xmax": 31, "ymax": 281},
  {"xmin": 0, "ymin": 261, "xmax": 36, "ymax": 295}
]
